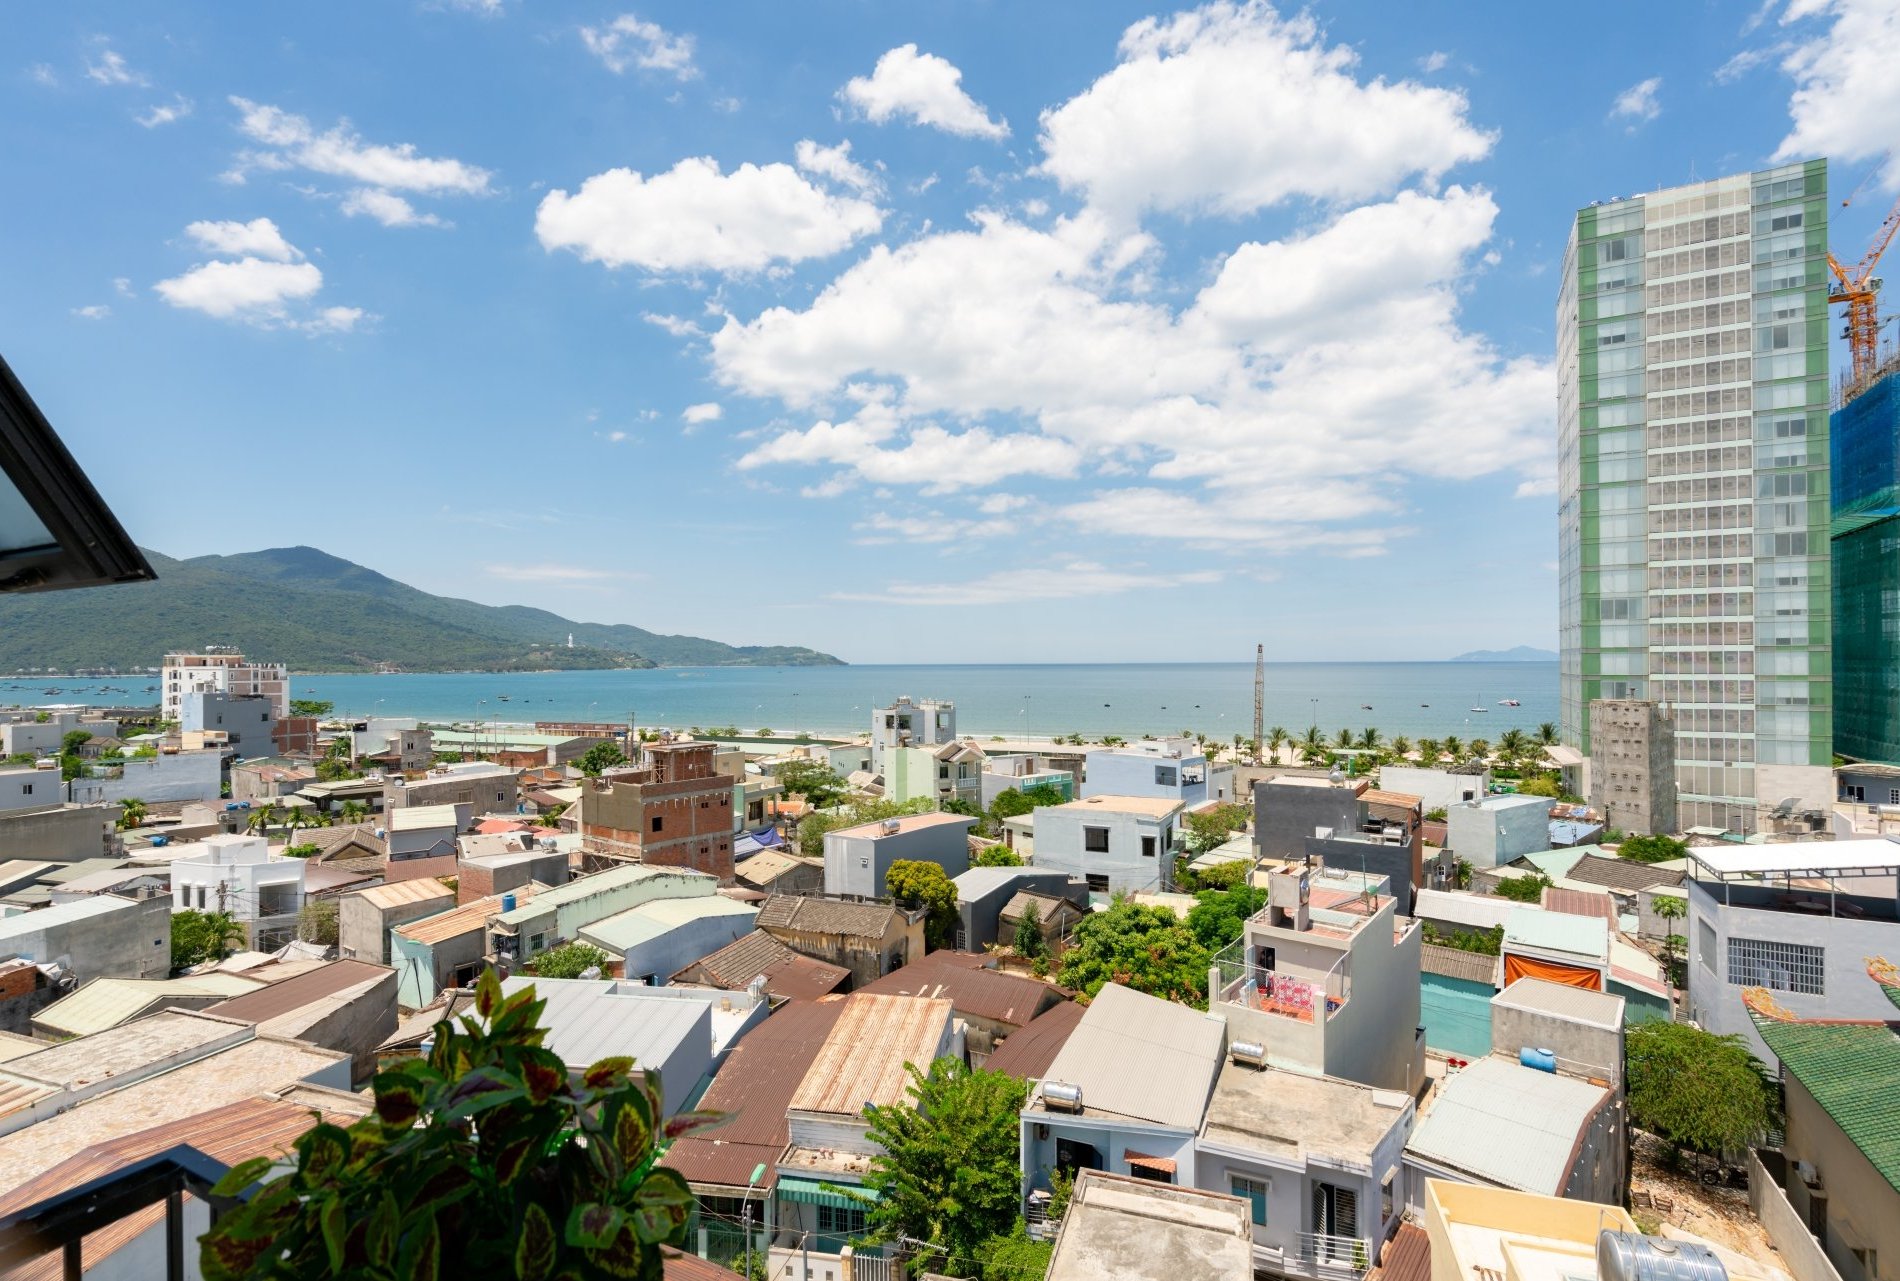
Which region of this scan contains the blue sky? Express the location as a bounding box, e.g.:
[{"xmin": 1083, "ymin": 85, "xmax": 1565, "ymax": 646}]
[{"xmin": 3, "ymin": 1, "xmax": 1895, "ymax": 664}]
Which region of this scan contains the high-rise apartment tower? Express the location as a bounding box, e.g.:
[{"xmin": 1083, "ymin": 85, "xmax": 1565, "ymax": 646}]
[{"xmin": 1558, "ymin": 161, "xmax": 1834, "ymax": 834}]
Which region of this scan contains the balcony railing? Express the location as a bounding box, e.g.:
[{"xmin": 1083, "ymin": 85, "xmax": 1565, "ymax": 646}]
[
  {"xmin": 1212, "ymin": 940, "xmax": 1350, "ymax": 1022},
  {"xmin": 0, "ymin": 1144, "xmax": 248, "ymax": 1281},
  {"xmin": 1300, "ymin": 1231, "xmax": 1374, "ymax": 1279}
]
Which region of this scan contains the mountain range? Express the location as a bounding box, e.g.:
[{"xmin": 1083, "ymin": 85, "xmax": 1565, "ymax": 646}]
[
  {"xmin": 0, "ymin": 546, "xmax": 842, "ymax": 672},
  {"xmin": 1448, "ymin": 646, "xmax": 1557, "ymax": 662}
]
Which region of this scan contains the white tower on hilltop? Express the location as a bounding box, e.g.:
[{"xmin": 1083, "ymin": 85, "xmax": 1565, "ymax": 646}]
[{"xmin": 567, "ymin": 633, "xmax": 574, "ymax": 649}]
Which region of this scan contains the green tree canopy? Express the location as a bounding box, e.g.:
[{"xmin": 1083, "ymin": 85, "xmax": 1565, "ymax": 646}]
[
  {"xmin": 798, "ymin": 796, "xmax": 935, "ymax": 859},
  {"xmin": 575, "ymin": 742, "xmax": 627, "ymax": 778},
  {"xmin": 1183, "ymin": 801, "xmax": 1251, "ymax": 854},
  {"xmin": 1013, "ymin": 900, "xmax": 1047, "ymax": 961},
  {"xmin": 856, "ymin": 1058, "xmax": 1029, "ymax": 1277},
  {"xmin": 988, "ymin": 784, "xmax": 1066, "ymax": 822},
  {"xmin": 290, "ymin": 698, "xmax": 334, "ymax": 718},
  {"xmin": 1618, "ymin": 834, "xmax": 1688, "ymax": 864},
  {"xmin": 1626, "ymin": 1019, "xmax": 1780, "ymax": 1155},
  {"xmin": 200, "ymin": 971, "xmax": 707, "ymax": 1281},
  {"xmin": 172, "ymin": 909, "xmax": 246, "ymax": 970},
  {"xmin": 975, "ymin": 844, "xmax": 1022, "ymax": 867},
  {"xmin": 1186, "ymin": 883, "xmax": 1267, "ymax": 951},
  {"xmin": 1493, "ymin": 873, "xmax": 1552, "ymax": 903},
  {"xmin": 297, "ymin": 899, "xmax": 339, "ymax": 947},
  {"xmin": 773, "ymin": 759, "xmax": 847, "ymax": 809},
  {"xmin": 886, "ymin": 860, "xmax": 960, "ymax": 950},
  {"xmin": 532, "ymin": 942, "xmax": 611, "ymax": 979},
  {"xmin": 1056, "ymin": 899, "xmax": 1210, "ymax": 1005}
]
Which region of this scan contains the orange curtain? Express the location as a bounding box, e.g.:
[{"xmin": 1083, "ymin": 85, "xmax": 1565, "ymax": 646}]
[{"xmin": 1503, "ymin": 953, "xmax": 1602, "ymax": 992}]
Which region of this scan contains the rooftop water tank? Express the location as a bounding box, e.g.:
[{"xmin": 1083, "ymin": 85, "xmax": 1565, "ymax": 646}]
[
  {"xmin": 149, "ymin": 835, "xmax": 168, "ymax": 847},
  {"xmin": 1520, "ymin": 1046, "xmax": 1558, "ymax": 1073},
  {"xmin": 1041, "ymin": 1081, "xmax": 1083, "ymax": 1113},
  {"xmin": 501, "ymin": 892, "xmax": 517, "ymax": 913},
  {"xmin": 1598, "ymin": 1233, "xmax": 1727, "ymax": 1281}
]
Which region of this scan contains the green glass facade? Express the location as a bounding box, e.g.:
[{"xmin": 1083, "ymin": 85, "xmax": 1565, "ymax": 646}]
[{"xmin": 1559, "ymin": 161, "xmax": 1834, "ymax": 834}]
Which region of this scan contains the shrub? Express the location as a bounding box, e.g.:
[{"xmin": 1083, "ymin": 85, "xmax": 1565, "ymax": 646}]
[{"xmin": 531, "ymin": 942, "xmax": 611, "ymax": 980}]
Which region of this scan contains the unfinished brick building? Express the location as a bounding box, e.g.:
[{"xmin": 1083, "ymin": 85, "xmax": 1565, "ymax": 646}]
[{"xmin": 578, "ymin": 742, "xmax": 737, "ymax": 881}]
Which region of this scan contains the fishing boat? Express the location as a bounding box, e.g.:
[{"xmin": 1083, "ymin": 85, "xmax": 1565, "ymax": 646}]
[{"xmin": 1497, "ymin": 698, "xmax": 1521, "ymax": 707}]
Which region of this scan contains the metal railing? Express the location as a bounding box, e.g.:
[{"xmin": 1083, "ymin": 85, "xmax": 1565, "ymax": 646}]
[
  {"xmin": 1300, "ymin": 1231, "xmax": 1374, "ymax": 1279},
  {"xmin": 1212, "ymin": 940, "xmax": 1351, "ymax": 1022},
  {"xmin": 0, "ymin": 1144, "xmax": 248, "ymax": 1281}
]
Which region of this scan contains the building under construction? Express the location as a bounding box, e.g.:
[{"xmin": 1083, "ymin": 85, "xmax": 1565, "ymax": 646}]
[{"xmin": 1829, "ymin": 189, "xmax": 1900, "ymax": 764}]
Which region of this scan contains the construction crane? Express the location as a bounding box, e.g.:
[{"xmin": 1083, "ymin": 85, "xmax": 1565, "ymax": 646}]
[
  {"xmin": 1828, "ymin": 190, "xmax": 1900, "ymax": 391},
  {"xmin": 1252, "ymin": 644, "xmax": 1264, "ymax": 766}
]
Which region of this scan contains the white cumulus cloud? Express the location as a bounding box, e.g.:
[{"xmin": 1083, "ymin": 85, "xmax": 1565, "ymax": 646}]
[
  {"xmin": 1771, "ymin": 0, "xmax": 1900, "ymax": 187},
  {"xmin": 1610, "ymin": 76, "xmax": 1662, "ymax": 127},
  {"xmin": 580, "ymin": 14, "xmax": 697, "ymax": 78},
  {"xmin": 85, "ymin": 48, "xmax": 148, "ymax": 87},
  {"xmin": 137, "ymin": 96, "xmax": 193, "ymax": 128},
  {"xmin": 184, "ymin": 217, "xmax": 301, "ymax": 262},
  {"xmin": 795, "ymin": 139, "xmax": 881, "ymax": 194},
  {"xmin": 71, "ymin": 304, "xmax": 111, "ymax": 320},
  {"xmin": 840, "ymin": 44, "xmax": 1009, "ymax": 140},
  {"xmin": 681, "ymin": 402, "xmax": 723, "ymax": 424},
  {"xmin": 155, "ymin": 219, "xmax": 367, "ymax": 333},
  {"xmin": 535, "ymin": 156, "xmax": 883, "ymax": 274},
  {"xmin": 1037, "ymin": 1, "xmax": 1493, "ymax": 219},
  {"xmin": 341, "ymin": 188, "xmax": 447, "ymax": 228},
  {"xmin": 226, "ymin": 96, "xmax": 492, "ymax": 194}
]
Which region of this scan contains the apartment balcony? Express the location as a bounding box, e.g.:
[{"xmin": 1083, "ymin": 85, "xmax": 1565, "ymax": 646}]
[
  {"xmin": 1212, "ymin": 939, "xmax": 1350, "ymax": 1023},
  {"xmin": 1299, "ymin": 1232, "xmax": 1375, "ymax": 1280}
]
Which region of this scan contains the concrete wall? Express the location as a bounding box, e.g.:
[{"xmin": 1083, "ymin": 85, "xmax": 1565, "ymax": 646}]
[
  {"xmin": 1782, "ymin": 1070, "xmax": 1899, "ymax": 1281},
  {"xmin": 1081, "ymin": 745, "xmax": 1213, "ymax": 807},
  {"xmin": 339, "ymin": 892, "xmax": 452, "ymax": 965},
  {"xmin": 955, "ymin": 869, "xmax": 1074, "ymax": 951},
  {"xmin": 1557, "ymin": 1094, "xmax": 1626, "ymax": 1205},
  {"xmin": 276, "ymin": 971, "xmax": 400, "ymax": 1088},
  {"xmin": 1379, "ymin": 768, "xmax": 1489, "ymax": 815},
  {"xmin": 457, "ymin": 851, "xmax": 566, "ymax": 905},
  {"xmin": 181, "ymin": 691, "xmax": 277, "ymax": 760},
  {"xmin": 1490, "ymin": 997, "xmax": 1625, "ymax": 1089},
  {"xmin": 1032, "ymin": 806, "xmax": 1175, "ymax": 895},
  {"xmin": 0, "ymin": 896, "xmax": 170, "ymax": 981},
  {"xmin": 1020, "ymin": 1114, "xmax": 1201, "ymax": 1196},
  {"xmin": 1326, "ymin": 913, "xmax": 1424, "ymax": 1091},
  {"xmin": 824, "ymin": 818, "xmax": 973, "ymax": 898},
  {"xmin": 392, "ymin": 927, "xmax": 486, "ymax": 1008},
  {"xmin": 1445, "ymin": 798, "xmax": 1552, "ymax": 870},
  {"xmin": 588, "ymin": 909, "xmax": 759, "ymax": 986},
  {"xmin": 69, "ymin": 750, "xmax": 221, "ymax": 805},
  {"xmin": 1686, "ymin": 878, "xmax": 1900, "ymax": 1066},
  {"xmin": 385, "ymin": 767, "xmax": 519, "ymax": 813},
  {"xmin": 0, "ymin": 803, "xmax": 121, "ymax": 862},
  {"xmin": 1749, "ymin": 1151, "xmax": 1849, "ymax": 1281},
  {"xmin": 1257, "ymin": 781, "xmax": 1360, "ymax": 861},
  {"xmin": 0, "ymin": 767, "xmax": 59, "ymax": 813}
]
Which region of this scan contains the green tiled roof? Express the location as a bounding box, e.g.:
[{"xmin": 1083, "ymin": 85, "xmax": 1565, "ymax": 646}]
[{"xmin": 1755, "ymin": 1018, "xmax": 1900, "ymax": 1195}]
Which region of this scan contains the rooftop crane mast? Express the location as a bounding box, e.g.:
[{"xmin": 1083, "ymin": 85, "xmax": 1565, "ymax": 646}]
[{"xmin": 1828, "ymin": 189, "xmax": 1900, "ymax": 396}]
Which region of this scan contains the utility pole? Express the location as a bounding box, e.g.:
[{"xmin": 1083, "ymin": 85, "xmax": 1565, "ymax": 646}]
[{"xmin": 1253, "ymin": 643, "xmax": 1265, "ymax": 766}]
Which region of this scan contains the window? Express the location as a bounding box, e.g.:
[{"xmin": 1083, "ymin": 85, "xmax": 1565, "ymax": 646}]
[
  {"xmin": 1086, "ymin": 873, "xmax": 1110, "ymax": 893},
  {"xmin": 1727, "ymin": 936, "xmax": 1824, "ymax": 995},
  {"xmin": 1889, "ymin": 789, "xmax": 1899, "ymax": 806},
  {"xmin": 1231, "ymin": 1176, "xmax": 1268, "ymax": 1226},
  {"xmin": 815, "ymin": 1204, "xmax": 866, "ymax": 1237},
  {"xmin": 1083, "ymin": 826, "xmax": 1109, "ymax": 853},
  {"xmin": 1698, "ymin": 920, "xmax": 1717, "ymax": 974},
  {"xmin": 650, "ymin": 816, "xmax": 663, "ymax": 833},
  {"xmin": 1155, "ymin": 766, "xmax": 1178, "ymax": 787},
  {"xmin": 1141, "ymin": 835, "xmax": 1157, "ymax": 859},
  {"xmin": 19, "ymin": 783, "xmax": 28, "ymax": 796}
]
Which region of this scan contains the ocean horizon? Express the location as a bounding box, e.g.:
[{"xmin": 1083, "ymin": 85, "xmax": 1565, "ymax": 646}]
[{"xmin": 1, "ymin": 661, "xmax": 1558, "ymax": 743}]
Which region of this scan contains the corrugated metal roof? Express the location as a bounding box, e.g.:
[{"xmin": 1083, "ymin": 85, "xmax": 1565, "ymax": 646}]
[
  {"xmin": 388, "ymin": 804, "xmax": 462, "ymax": 832},
  {"xmin": 499, "ymin": 864, "xmax": 704, "ymax": 923},
  {"xmin": 1540, "ymin": 887, "xmax": 1617, "ymax": 923},
  {"xmin": 1031, "ymin": 983, "xmax": 1225, "ymax": 1129},
  {"xmin": 1373, "ymin": 1223, "xmax": 1432, "ymax": 1281},
  {"xmin": 756, "ymin": 895, "xmax": 904, "ymax": 939},
  {"xmin": 354, "ymin": 877, "xmax": 457, "ymax": 911},
  {"xmin": 789, "ymin": 993, "xmax": 953, "ymax": 1116},
  {"xmin": 1503, "ymin": 907, "xmax": 1608, "ymax": 960},
  {"xmin": 581, "ymin": 895, "xmax": 756, "ymax": 951},
  {"xmin": 984, "ymin": 1000, "xmax": 1086, "ymax": 1080},
  {"xmin": 394, "ymin": 892, "xmax": 511, "ymax": 945},
  {"xmin": 1413, "ymin": 889, "xmax": 1520, "ymax": 931},
  {"xmin": 1567, "ymin": 853, "xmax": 1685, "ymax": 892},
  {"xmin": 857, "ymin": 951, "xmax": 1064, "ymax": 1028},
  {"xmin": 1493, "ymin": 977, "xmax": 1624, "ymax": 1028},
  {"xmin": 498, "ymin": 977, "xmax": 709, "ymax": 1070},
  {"xmin": 34, "ymin": 974, "xmax": 264, "ymax": 1037},
  {"xmin": 206, "ymin": 960, "xmax": 391, "ymax": 1024},
  {"xmin": 1404, "ymin": 1056, "xmax": 1608, "ymax": 1194},
  {"xmin": 664, "ymin": 999, "xmax": 846, "ymax": 1191},
  {"xmin": 670, "ymin": 930, "xmax": 848, "ymax": 1002},
  {"xmin": 1420, "ymin": 944, "xmax": 1498, "ymax": 985}
]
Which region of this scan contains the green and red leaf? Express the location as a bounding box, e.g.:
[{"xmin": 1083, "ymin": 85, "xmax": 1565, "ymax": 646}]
[
  {"xmin": 208, "ymin": 1155, "xmax": 274, "ymax": 1198},
  {"xmin": 566, "ymin": 1201, "xmax": 626, "ymax": 1250},
  {"xmin": 517, "ymin": 1202, "xmax": 558, "ymax": 1281},
  {"xmin": 295, "ymin": 1123, "xmax": 353, "ymax": 1186},
  {"xmin": 582, "ymin": 1055, "xmax": 636, "ymax": 1090}
]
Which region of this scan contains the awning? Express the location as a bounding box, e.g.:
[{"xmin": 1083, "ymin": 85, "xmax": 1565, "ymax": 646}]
[
  {"xmin": 775, "ymin": 1178, "xmax": 878, "ymax": 1209},
  {"xmin": 1123, "ymin": 1151, "xmax": 1177, "ymax": 1176},
  {"xmin": 1503, "ymin": 954, "xmax": 1602, "ymax": 992}
]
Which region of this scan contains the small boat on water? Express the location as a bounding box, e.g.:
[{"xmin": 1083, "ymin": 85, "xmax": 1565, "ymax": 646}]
[
  {"xmin": 1360, "ymin": 704, "xmax": 1373, "ymax": 710},
  {"xmin": 498, "ymin": 695, "xmax": 511, "ymax": 702},
  {"xmin": 1469, "ymin": 706, "xmax": 1488, "ymax": 713},
  {"xmin": 1497, "ymin": 698, "xmax": 1521, "ymax": 707}
]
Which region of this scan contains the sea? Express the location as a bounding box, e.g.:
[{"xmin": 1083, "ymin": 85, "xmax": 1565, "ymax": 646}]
[{"xmin": 2, "ymin": 662, "xmax": 1558, "ymax": 743}]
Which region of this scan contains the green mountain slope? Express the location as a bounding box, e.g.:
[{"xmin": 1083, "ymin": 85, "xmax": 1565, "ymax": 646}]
[{"xmin": 0, "ymin": 546, "xmax": 843, "ymax": 672}]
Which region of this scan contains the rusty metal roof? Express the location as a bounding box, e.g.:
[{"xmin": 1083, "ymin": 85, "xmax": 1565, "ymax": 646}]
[
  {"xmin": 354, "ymin": 877, "xmax": 457, "ymax": 911},
  {"xmin": 664, "ymin": 999, "xmax": 846, "ymax": 1191},
  {"xmin": 984, "ymin": 999, "xmax": 1086, "ymax": 1080},
  {"xmin": 788, "ymin": 993, "xmax": 953, "ymax": 1116},
  {"xmin": 856, "ymin": 951, "xmax": 1064, "ymax": 1028},
  {"xmin": 670, "ymin": 930, "xmax": 848, "ymax": 1002},
  {"xmin": 205, "ymin": 960, "xmax": 391, "ymax": 1024}
]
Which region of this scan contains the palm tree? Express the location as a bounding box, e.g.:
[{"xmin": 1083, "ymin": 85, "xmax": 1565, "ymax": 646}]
[
  {"xmin": 1442, "ymin": 735, "xmax": 1463, "ymax": 762},
  {"xmin": 1468, "ymin": 738, "xmax": 1491, "ymax": 763},
  {"xmin": 245, "ymin": 804, "xmax": 272, "ymax": 835},
  {"xmin": 1536, "ymin": 722, "xmax": 1559, "ymax": 747},
  {"xmin": 1266, "ymin": 726, "xmax": 1288, "ymax": 764},
  {"xmin": 1497, "ymin": 728, "xmax": 1528, "ymax": 764},
  {"xmin": 1334, "ymin": 727, "xmax": 1354, "ymax": 749},
  {"xmin": 117, "ymin": 797, "xmax": 147, "ymax": 830},
  {"xmin": 1299, "ymin": 725, "xmax": 1327, "ymax": 762},
  {"xmin": 1417, "ymin": 737, "xmax": 1442, "ymax": 765},
  {"xmin": 1391, "ymin": 735, "xmax": 1412, "ymax": 760},
  {"xmin": 339, "ymin": 799, "xmax": 368, "ymax": 825},
  {"xmin": 1358, "ymin": 727, "xmax": 1383, "ymax": 752}
]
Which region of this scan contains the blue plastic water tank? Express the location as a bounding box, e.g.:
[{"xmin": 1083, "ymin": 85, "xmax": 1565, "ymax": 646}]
[
  {"xmin": 1519, "ymin": 1046, "xmax": 1558, "ymax": 1073},
  {"xmin": 149, "ymin": 835, "xmax": 168, "ymax": 847},
  {"xmin": 501, "ymin": 893, "xmax": 517, "ymax": 913}
]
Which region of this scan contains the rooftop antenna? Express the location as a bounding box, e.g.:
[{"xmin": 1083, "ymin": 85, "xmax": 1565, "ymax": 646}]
[{"xmin": 1253, "ymin": 644, "xmax": 1265, "ymax": 766}]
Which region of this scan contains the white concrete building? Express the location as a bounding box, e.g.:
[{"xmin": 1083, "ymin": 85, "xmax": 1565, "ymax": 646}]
[
  {"xmin": 162, "ymin": 649, "xmax": 289, "ymax": 722},
  {"xmin": 870, "ymin": 696, "xmax": 957, "ymax": 778},
  {"xmin": 0, "ymin": 766, "xmax": 59, "ymax": 813},
  {"xmin": 67, "ymin": 748, "xmax": 222, "ymax": 805},
  {"xmin": 170, "ymin": 833, "xmax": 306, "ymax": 951},
  {"xmin": 1031, "ymin": 795, "xmax": 1182, "ymax": 897}
]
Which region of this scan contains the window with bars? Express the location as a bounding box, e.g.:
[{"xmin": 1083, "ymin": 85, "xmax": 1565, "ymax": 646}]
[
  {"xmin": 1726, "ymin": 936, "xmax": 1824, "ymax": 995},
  {"xmin": 1231, "ymin": 1176, "xmax": 1268, "ymax": 1226}
]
